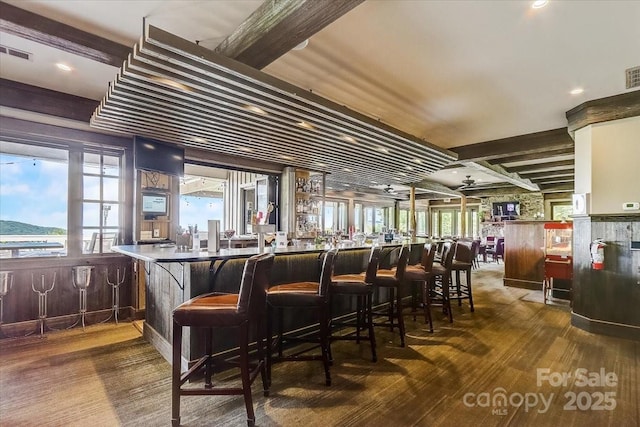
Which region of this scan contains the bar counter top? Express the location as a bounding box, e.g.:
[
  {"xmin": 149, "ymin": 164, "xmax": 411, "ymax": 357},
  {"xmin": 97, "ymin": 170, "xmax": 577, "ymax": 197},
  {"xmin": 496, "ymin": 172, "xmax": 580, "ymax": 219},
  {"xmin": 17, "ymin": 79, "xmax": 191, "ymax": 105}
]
[{"xmin": 111, "ymin": 238, "xmax": 426, "ymax": 263}]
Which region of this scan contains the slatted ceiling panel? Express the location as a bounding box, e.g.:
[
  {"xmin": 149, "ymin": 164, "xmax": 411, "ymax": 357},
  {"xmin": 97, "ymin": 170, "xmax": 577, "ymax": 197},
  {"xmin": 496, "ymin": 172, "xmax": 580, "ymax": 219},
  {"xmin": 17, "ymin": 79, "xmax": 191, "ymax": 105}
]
[{"xmin": 91, "ymin": 24, "xmax": 455, "ymax": 187}]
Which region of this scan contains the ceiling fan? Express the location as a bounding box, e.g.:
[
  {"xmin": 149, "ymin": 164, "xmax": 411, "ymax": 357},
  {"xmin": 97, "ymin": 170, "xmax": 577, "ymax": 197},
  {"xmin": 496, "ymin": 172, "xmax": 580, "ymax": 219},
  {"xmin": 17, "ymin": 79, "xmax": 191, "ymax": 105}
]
[
  {"xmin": 457, "ymin": 175, "xmax": 476, "ymax": 190},
  {"xmin": 383, "ymin": 184, "xmax": 398, "ymax": 194}
]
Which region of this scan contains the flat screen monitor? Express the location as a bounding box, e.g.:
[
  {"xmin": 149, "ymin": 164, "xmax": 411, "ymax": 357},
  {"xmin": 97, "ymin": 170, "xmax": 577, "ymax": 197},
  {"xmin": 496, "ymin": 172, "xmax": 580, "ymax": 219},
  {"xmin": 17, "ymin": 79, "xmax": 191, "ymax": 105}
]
[
  {"xmin": 134, "ymin": 136, "xmax": 184, "ymax": 176},
  {"xmin": 493, "ymin": 201, "xmax": 520, "ymax": 219},
  {"xmin": 142, "ymin": 192, "xmax": 168, "ymax": 219}
]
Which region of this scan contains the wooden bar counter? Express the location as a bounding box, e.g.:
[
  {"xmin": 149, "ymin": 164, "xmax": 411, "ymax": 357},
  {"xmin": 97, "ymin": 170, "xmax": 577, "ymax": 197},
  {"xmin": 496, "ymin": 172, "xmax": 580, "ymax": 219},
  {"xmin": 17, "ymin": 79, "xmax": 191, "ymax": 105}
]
[{"xmin": 112, "ymin": 240, "xmax": 426, "ymax": 365}]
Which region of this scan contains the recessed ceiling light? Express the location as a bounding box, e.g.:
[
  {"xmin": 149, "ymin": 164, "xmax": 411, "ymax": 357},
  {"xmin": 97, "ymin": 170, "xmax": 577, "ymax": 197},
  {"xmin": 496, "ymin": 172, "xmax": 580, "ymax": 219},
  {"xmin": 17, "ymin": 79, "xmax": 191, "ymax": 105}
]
[
  {"xmin": 315, "ymin": 162, "xmax": 326, "ymax": 167},
  {"xmin": 237, "ymin": 146, "xmax": 253, "ymax": 152},
  {"xmin": 398, "ymin": 172, "xmax": 407, "ymax": 176},
  {"xmin": 370, "ymin": 181, "xmax": 378, "ymax": 184},
  {"xmin": 342, "ymin": 135, "xmax": 356, "ymax": 143},
  {"xmin": 343, "ymin": 183, "xmax": 350, "ymax": 187},
  {"xmin": 151, "ymin": 76, "xmax": 191, "ymax": 92},
  {"xmin": 297, "ymin": 121, "xmax": 314, "ymax": 130},
  {"xmin": 244, "ymin": 105, "xmax": 268, "ymax": 115},
  {"xmin": 192, "ymin": 137, "xmax": 207, "ymax": 143},
  {"xmin": 280, "ymin": 155, "xmax": 294, "ymax": 160},
  {"xmin": 452, "ymin": 170, "xmax": 458, "ymax": 174},
  {"xmin": 412, "ymin": 158, "xmax": 423, "ymax": 164},
  {"xmin": 376, "ymin": 146, "xmax": 389, "ymax": 154},
  {"xmin": 392, "ymin": 177, "xmax": 403, "ymax": 181},
  {"xmin": 405, "ymin": 165, "xmax": 414, "ymax": 171},
  {"xmin": 570, "ymin": 87, "xmax": 584, "ymax": 95},
  {"xmin": 56, "ymin": 63, "xmax": 72, "ymax": 72},
  {"xmin": 531, "ymin": 0, "xmax": 548, "ymax": 9},
  {"xmin": 292, "ymin": 39, "xmax": 309, "ymax": 51},
  {"xmin": 342, "ymin": 168, "xmax": 352, "ymax": 172}
]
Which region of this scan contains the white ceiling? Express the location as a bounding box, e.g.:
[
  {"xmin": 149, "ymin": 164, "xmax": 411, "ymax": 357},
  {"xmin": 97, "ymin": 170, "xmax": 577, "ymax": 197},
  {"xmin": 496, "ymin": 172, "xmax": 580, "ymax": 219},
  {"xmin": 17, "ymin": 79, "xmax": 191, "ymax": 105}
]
[{"xmin": 1, "ymin": 0, "xmax": 639, "ymax": 190}]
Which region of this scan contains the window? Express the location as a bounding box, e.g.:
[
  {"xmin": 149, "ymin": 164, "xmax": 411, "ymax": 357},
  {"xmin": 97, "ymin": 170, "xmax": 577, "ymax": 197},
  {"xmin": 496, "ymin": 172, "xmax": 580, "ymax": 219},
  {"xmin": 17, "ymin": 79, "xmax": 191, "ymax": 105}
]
[
  {"xmin": 416, "ymin": 211, "xmax": 426, "ymax": 235},
  {"xmin": 179, "ymin": 175, "xmax": 225, "ymax": 235},
  {"xmin": 552, "ymin": 203, "xmax": 573, "ymax": 221},
  {"xmin": 82, "ymin": 150, "xmax": 123, "ymax": 254},
  {"xmin": 354, "ymin": 203, "xmax": 362, "ymax": 232},
  {"xmin": 0, "ymin": 142, "xmax": 68, "ymax": 258},
  {"xmin": 0, "ymin": 140, "xmax": 126, "ymax": 259},
  {"xmin": 398, "ymin": 209, "xmax": 409, "ymax": 233}
]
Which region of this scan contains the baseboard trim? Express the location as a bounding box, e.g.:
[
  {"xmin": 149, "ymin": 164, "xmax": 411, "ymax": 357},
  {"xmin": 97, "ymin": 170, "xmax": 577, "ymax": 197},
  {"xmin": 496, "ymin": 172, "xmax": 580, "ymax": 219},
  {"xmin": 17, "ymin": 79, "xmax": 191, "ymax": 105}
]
[
  {"xmin": 503, "ymin": 278, "xmax": 542, "ymax": 290},
  {"xmin": 571, "ymin": 311, "xmax": 640, "ymax": 341}
]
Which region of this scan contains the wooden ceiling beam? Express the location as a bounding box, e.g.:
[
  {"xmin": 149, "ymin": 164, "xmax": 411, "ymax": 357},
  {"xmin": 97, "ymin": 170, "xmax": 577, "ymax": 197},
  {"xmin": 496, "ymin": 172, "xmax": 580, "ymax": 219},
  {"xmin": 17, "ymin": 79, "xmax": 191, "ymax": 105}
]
[
  {"xmin": 539, "ymin": 182, "xmax": 575, "ymax": 193},
  {"xmin": 0, "ymin": 78, "xmax": 98, "ymax": 122},
  {"xmin": 0, "ymin": 1, "xmax": 130, "ymax": 67},
  {"xmin": 506, "ymin": 159, "xmax": 574, "ymax": 174},
  {"xmin": 411, "ymin": 179, "xmax": 464, "ymax": 197},
  {"xmin": 494, "ymin": 147, "xmax": 574, "ymax": 165},
  {"xmin": 519, "ymin": 169, "xmax": 575, "ymax": 180},
  {"xmin": 566, "ymin": 91, "xmax": 640, "ymax": 138},
  {"xmin": 451, "ymin": 128, "xmax": 573, "ymax": 162},
  {"xmin": 214, "ymin": 0, "xmax": 364, "ymax": 70}
]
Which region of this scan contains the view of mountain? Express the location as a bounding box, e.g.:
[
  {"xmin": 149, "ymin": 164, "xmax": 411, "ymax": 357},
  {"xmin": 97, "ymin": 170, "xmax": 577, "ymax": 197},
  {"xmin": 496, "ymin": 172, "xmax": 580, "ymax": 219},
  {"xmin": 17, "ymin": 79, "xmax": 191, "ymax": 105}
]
[{"xmin": 0, "ymin": 220, "xmax": 67, "ymax": 235}]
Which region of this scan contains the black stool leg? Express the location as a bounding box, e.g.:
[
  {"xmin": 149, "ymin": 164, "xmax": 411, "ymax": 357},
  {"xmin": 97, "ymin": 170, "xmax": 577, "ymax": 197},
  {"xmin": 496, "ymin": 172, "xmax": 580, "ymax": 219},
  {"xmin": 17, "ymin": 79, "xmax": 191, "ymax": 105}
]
[
  {"xmin": 171, "ymin": 320, "xmax": 182, "ymax": 427},
  {"xmin": 205, "ymin": 328, "xmax": 213, "ymax": 388},
  {"xmin": 467, "ymin": 267, "xmax": 474, "ymax": 312},
  {"xmin": 367, "ymin": 292, "xmax": 377, "ymax": 362},
  {"xmin": 256, "ymin": 322, "xmax": 269, "ymax": 397},
  {"xmin": 422, "ymin": 281, "xmax": 433, "ymax": 333},
  {"xmin": 265, "ymin": 305, "xmax": 273, "ymax": 388},
  {"xmin": 319, "ymin": 308, "xmax": 331, "ymax": 386},
  {"xmin": 396, "ymin": 286, "xmax": 406, "ymax": 347}
]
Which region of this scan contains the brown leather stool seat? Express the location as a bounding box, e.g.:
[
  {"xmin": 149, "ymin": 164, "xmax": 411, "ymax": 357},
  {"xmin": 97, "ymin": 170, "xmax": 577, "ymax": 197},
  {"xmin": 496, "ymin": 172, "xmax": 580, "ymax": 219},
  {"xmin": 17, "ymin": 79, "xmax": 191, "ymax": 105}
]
[
  {"xmin": 266, "ymin": 249, "xmax": 338, "ymax": 387},
  {"xmin": 171, "ymin": 253, "xmax": 274, "ymax": 427},
  {"xmin": 330, "ymin": 246, "xmax": 382, "ymax": 362}
]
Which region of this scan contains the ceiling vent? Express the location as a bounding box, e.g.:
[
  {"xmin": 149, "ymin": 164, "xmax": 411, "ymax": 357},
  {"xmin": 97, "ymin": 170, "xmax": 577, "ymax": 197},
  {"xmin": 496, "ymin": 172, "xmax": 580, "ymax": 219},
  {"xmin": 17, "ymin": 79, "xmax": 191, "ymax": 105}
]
[
  {"xmin": 626, "ymin": 66, "xmax": 640, "ymax": 89},
  {"xmin": 0, "ymin": 45, "xmax": 32, "ymax": 61}
]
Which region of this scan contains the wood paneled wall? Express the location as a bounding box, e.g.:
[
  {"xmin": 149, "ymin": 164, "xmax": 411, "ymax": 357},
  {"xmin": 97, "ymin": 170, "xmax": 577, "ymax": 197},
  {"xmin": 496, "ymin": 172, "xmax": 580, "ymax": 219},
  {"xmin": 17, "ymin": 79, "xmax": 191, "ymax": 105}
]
[
  {"xmin": 572, "ymin": 215, "xmax": 640, "ymax": 340},
  {"xmin": 0, "ymin": 256, "xmax": 134, "ymax": 337}
]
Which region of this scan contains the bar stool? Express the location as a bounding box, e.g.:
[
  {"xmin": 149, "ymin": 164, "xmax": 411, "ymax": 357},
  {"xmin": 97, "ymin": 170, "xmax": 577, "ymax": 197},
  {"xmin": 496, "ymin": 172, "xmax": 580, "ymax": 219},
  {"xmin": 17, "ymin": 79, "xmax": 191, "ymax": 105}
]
[
  {"xmin": 371, "ymin": 246, "xmax": 410, "ymax": 347},
  {"xmin": 403, "ymin": 244, "xmax": 437, "ymax": 332},
  {"xmin": 429, "ymin": 244, "xmax": 455, "ymax": 323},
  {"xmin": 330, "ymin": 246, "xmax": 382, "ymax": 362},
  {"xmin": 265, "ymin": 249, "xmax": 338, "ymax": 387},
  {"xmin": 171, "ymin": 253, "xmax": 274, "ymax": 427},
  {"xmin": 449, "ymin": 242, "xmax": 475, "ymax": 312}
]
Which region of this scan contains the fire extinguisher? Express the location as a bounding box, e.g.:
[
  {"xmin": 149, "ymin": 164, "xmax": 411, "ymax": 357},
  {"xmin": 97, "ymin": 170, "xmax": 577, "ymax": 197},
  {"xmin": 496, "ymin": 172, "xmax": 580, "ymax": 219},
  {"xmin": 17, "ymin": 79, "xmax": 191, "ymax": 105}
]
[{"xmin": 590, "ymin": 239, "xmax": 606, "ymax": 270}]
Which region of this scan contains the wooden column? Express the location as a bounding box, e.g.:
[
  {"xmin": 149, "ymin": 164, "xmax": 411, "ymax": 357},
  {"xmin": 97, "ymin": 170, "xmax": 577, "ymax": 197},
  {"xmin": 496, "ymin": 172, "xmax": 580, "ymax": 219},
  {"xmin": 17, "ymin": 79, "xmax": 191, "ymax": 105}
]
[
  {"xmin": 460, "ymin": 195, "xmax": 467, "ymax": 237},
  {"xmin": 410, "ymin": 186, "xmax": 417, "ymax": 238}
]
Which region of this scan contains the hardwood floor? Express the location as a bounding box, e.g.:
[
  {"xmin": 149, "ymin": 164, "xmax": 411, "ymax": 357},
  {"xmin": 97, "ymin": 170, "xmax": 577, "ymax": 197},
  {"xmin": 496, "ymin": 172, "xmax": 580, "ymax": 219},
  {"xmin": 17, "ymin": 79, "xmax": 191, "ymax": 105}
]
[{"xmin": 1, "ymin": 263, "xmax": 638, "ymax": 426}]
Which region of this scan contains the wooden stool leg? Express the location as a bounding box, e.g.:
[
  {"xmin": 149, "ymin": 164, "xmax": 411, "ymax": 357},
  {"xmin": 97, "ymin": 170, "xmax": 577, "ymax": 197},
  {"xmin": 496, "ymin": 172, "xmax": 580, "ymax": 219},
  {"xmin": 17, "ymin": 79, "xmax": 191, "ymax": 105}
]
[
  {"xmin": 466, "ymin": 268, "xmax": 474, "ymax": 312},
  {"xmin": 239, "ymin": 324, "xmax": 255, "ymax": 427},
  {"xmin": 367, "ymin": 292, "xmax": 377, "ymax": 362},
  {"xmin": 396, "ymin": 286, "xmax": 406, "ymax": 347},
  {"xmin": 319, "ymin": 308, "xmax": 331, "ymax": 386},
  {"xmin": 422, "ymin": 281, "xmax": 433, "ymax": 333}
]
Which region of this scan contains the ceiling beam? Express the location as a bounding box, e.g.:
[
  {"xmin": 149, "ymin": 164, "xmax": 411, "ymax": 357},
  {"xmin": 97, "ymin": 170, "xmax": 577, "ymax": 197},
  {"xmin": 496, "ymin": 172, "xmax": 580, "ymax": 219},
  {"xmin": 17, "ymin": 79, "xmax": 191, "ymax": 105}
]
[
  {"xmin": 214, "ymin": 0, "xmax": 364, "ymax": 69},
  {"xmin": 0, "ymin": 1, "xmax": 130, "ymax": 67},
  {"xmin": 461, "ymin": 160, "xmax": 540, "ymax": 191},
  {"xmin": 539, "ymin": 182, "xmax": 574, "ymax": 193},
  {"xmin": 519, "ymin": 169, "xmax": 575, "ymax": 180},
  {"xmin": 0, "ymin": 78, "xmax": 98, "ymax": 122},
  {"xmin": 493, "ymin": 147, "xmax": 574, "ymax": 165},
  {"xmin": 451, "ymin": 128, "xmax": 573, "ymax": 162},
  {"xmin": 566, "ymin": 90, "xmax": 640, "ymax": 138},
  {"xmin": 506, "ymin": 159, "xmax": 574, "ymax": 174},
  {"xmin": 411, "ymin": 179, "xmax": 464, "ymax": 197},
  {"xmin": 462, "ymin": 186, "xmax": 534, "ymax": 197}
]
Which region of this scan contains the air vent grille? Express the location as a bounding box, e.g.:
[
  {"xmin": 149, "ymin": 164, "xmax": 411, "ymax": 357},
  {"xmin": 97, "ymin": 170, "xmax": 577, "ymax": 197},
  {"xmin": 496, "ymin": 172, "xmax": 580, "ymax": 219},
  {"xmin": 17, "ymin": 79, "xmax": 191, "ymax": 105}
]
[
  {"xmin": 626, "ymin": 66, "xmax": 640, "ymax": 89},
  {"xmin": 0, "ymin": 44, "xmax": 32, "ymax": 61}
]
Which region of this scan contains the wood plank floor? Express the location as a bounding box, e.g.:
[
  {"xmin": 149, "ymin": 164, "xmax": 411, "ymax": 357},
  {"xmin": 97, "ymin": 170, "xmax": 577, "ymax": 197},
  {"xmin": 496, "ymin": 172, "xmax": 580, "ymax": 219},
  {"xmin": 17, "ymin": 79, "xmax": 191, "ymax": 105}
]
[{"xmin": 1, "ymin": 263, "xmax": 638, "ymax": 427}]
